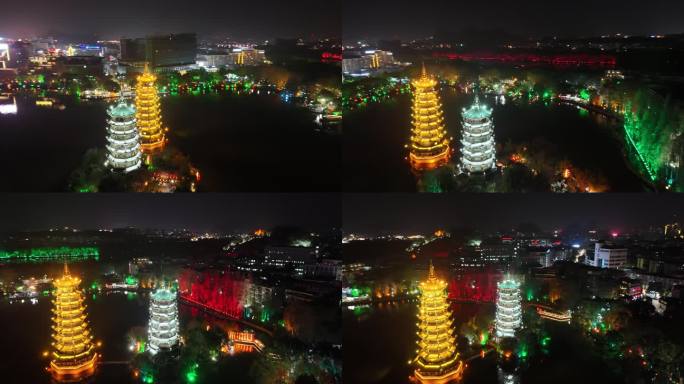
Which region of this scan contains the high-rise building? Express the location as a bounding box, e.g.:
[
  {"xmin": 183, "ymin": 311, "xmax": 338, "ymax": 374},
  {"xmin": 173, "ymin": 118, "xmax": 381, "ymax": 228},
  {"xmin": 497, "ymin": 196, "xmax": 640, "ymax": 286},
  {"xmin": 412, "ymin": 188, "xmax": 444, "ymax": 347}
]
[
  {"xmin": 105, "ymin": 95, "xmax": 142, "ymax": 172},
  {"xmin": 135, "ymin": 66, "xmax": 166, "ymax": 152},
  {"xmin": 7, "ymin": 41, "xmax": 31, "ymax": 69},
  {"xmin": 230, "ymin": 48, "xmax": 267, "ymax": 66},
  {"xmin": 54, "ymin": 56, "xmax": 104, "ymax": 76},
  {"xmin": 0, "ymin": 42, "xmax": 10, "ymax": 69},
  {"xmin": 148, "ymin": 287, "xmax": 180, "ymax": 355},
  {"xmin": 586, "ymin": 242, "xmax": 627, "ymax": 269},
  {"xmin": 66, "ymin": 44, "xmax": 103, "ymax": 57},
  {"xmin": 409, "ymin": 66, "xmax": 451, "ymax": 171},
  {"xmin": 342, "ymin": 50, "xmax": 395, "ymax": 73},
  {"xmin": 460, "ymin": 96, "xmax": 496, "ymax": 174},
  {"xmin": 196, "ymin": 53, "xmax": 232, "ymax": 68},
  {"xmin": 495, "ymin": 278, "xmax": 522, "ymax": 338},
  {"xmin": 121, "ymin": 33, "xmax": 197, "ymax": 71},
  {"xmin": 49, "ymin": 264, "xmax": 98, "ymax": 382},
  {"xmin": 480, "ymin": 238, "xmax": 516, "ymax": 264},
  {"xmin": 263, "ymin": 245, "xmax": 317, "ymax": 276},
  {"xmin": 412, "ymin": 262, "xmax": 464, "ymax": 384}
]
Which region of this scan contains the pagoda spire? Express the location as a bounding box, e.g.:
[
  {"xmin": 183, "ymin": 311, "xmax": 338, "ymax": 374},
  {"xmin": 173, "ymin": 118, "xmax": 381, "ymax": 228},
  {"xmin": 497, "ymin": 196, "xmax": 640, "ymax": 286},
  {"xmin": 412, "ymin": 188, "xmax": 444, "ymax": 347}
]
[
  {"xmin": 460, "ymin": 92, "xmax": 496, "ymax": 174},
  {"xmin": 408, "ymin": 64, "xmax": 451, "ymax": 171},
  {"xmin": 106, "ymin": 81, "xmax": 142, "ymax": 173},
  {"xmin": 495, "ymin": 277, "xmax": 522, "ymax": 338},
  {"xmin": 412, "ymin": 263, "xmax": 464, "ymax": 383},
  {"xmin": 49, "ymin": 266, "xmax": 98, "ymax": 381},
  {"xmin": 148, "ymin": 284, "xmax": 180, "ymax": 355},
  {"xmin": 136, "ymin": 62, "xmax": 166, "ymax": 153}
]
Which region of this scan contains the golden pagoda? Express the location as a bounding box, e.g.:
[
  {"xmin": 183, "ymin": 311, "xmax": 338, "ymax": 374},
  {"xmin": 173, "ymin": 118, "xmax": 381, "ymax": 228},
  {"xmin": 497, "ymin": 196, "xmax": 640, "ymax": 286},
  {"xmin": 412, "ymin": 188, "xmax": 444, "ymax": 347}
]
[
  {"xmin": 409, "ymin": 65, "xmax": 451, "ymax": 171},
  {"xmin": 49, "ymin": 263, "xmax": 98, "ymax": 382},
  {"xmin": 412, "ymin": 261, "xmax": 464, "ymax": 384},
  {"xmin": 135, "ymin": 64, "xmax": 166, "ymax": 152}
]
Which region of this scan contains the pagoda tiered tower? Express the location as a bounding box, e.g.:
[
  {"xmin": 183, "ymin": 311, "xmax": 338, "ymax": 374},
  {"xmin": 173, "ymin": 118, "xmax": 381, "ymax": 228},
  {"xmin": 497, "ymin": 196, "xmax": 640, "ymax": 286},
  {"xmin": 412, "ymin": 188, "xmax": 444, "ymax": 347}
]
[
  {"xmin": 413, "ymin": 262, "xmax": 464, "ymax": 384},
  {"xmin": 495, "ymin": 278, "xmax": 522, "ymax": 338},
  {"xmin": 135, "ymin": 65, "xmax": 165, "ymax": 152},
  {"xmin": 148, "ymin": 286, "xmax": 180, "ymax": 355},
  {"xmin": 460, "ymin": 96, "xmax": 496, "ymax": 174},
  {"xmin": 104, "ymin": 93, "xmax": 142, "ymax": 172},
  {"xmin": 49, "ymin": 264, "xmax": 98, "ymax": 382},
  {"xmin": 409, "ymin": 66, "xmax": 451, "ymax": 171}
]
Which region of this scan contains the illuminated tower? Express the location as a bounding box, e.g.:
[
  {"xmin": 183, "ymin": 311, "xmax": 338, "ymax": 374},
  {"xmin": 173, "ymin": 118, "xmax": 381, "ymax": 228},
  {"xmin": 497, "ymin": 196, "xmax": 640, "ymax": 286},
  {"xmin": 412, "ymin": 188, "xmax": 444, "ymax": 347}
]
[
  {"xmin": 49, "ymin": 264, "xmax": 98, "ymax": 381},
  {"xmin": 409, "ymin": 66, "xmax": 451, "ymax": 171},
  {"xmin": 148, "ymin": 286, "xmax": 180, "ymax": 355},
  {"xmin": 460, "ymin": 96, "xmax": 496, "ymax": 174},
  {"xmin": 105, "ymin": 94, "xmax": 142, "ymax": 172},
  {"xmin": 413, "ymin": 262, "xmax": 464, "ymax": 384},
  {"xmin": 135, "ymin": 65, "xmax": 165, "ymax": 152},
  {"xmin": 495, "ymin": 278, "xmax": 522, "ymax": 338}
]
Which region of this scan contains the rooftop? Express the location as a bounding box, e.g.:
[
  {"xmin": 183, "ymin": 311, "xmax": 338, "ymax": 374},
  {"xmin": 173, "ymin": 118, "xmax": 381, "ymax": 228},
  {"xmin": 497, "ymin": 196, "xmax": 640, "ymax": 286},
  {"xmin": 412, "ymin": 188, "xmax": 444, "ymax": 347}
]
[
  {"xmin": 108, "ymin": 101, "xmax": 135, "ymax": 117},
  {"xmin": 462, "ymin": 96, "xmax": 492, "ymax": 120}
]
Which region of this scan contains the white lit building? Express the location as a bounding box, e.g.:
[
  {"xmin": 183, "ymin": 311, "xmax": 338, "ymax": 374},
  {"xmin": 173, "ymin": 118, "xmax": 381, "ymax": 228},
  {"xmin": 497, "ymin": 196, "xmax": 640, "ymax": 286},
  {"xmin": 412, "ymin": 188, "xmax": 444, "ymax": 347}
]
[
  {"xmin": 148, "ymin": 287, "xmax": 180, "ymax": 355},
  {"xmin": 263, "ymin": 246, "xmax": 317, "ymax": 276},
  {"xmin": 460, "ymin": 96, "xmax": 496, "ymax": 174},
  {"xmin": 104, "ymin": 96, "xmax": 142, "ymax": 173},
  {"xmin": 586, "ymin": 242, "xmax": 627, "ymax": 269},
  {"xmin": 196, "ymin": 53, "xmax": 233, "ymax": 68},
  {"xmin": 304, "ymin": 259, "xmax": 343, "ymax": 281},
  {"xmin": 495, "ymin": 278, "xmax": 522, "ymax": 338},
  {"xmin": 244, "ymin": 282, "xmax": 274, "ymax": 308},
  {"xmin": 342, "ymin": 50, "xmax": 397, "ymax": 77},
  {"xmin": 66, "ymin": 44, "xmax": 104, "ymax": 57},
  {"xmin": 229, "ymin": 48, "xmax": 266, "ymax": 66},
  {"xmin": 0, "ymin": 94, "xmax": 17, "ymax": 115}
]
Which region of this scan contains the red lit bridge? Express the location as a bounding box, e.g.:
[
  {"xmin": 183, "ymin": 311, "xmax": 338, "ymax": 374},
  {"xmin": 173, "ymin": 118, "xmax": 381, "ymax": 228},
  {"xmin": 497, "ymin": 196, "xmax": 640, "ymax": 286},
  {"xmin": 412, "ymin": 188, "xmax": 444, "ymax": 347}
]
[
  {"xmin": 433, "ymin": 52, "xmax": 616, "ymax": 67},
  {"xmin": 179, "ymin": 295, "xmax": 274, "ymax": 337}
]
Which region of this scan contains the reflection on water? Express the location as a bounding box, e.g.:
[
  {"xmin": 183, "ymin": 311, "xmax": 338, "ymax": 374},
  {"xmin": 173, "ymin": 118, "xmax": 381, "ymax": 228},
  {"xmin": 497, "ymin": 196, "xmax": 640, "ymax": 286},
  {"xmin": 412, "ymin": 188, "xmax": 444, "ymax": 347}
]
[
  {"xmin": 0, "ymin": 93, "xmax": 339, "ymax": 191},
  {"xmin": 497, "ymin": 366, "xmax": 520, "ymax": 384}
]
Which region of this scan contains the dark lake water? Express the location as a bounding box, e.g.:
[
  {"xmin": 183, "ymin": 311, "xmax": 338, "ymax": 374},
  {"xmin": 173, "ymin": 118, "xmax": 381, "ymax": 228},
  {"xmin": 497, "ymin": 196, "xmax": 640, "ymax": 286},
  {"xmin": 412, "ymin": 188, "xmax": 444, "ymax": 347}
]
[
  {"xmin": 0, "ymin": 94, "xmax": 340, "ymax": 192},
  {"xmin": 343, "ymin": 91, "xmax": 646, "ymax": 192},
  {"xmin": 343, "ymin": 301, "xmax": 501, "ymax": 384},
  {"xmin": 0, "ymin": 262, "xmax": 258, "ymax": 384},
  {"xmin": 343, "ymin": 301, "xmax": 624, "ymax": 384}
]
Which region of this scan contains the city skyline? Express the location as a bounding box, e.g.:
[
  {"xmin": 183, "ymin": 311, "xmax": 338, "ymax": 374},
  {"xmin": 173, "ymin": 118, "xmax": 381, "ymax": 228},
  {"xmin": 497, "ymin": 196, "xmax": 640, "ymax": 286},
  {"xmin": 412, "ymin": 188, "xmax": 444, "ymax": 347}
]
[
  {"xmin": 0, "ymin": 194, "xmax": 340, "ymax": 232},
  {"xmin": 343, "ymin": 194, "xmax": 684, "ymax": 235}
]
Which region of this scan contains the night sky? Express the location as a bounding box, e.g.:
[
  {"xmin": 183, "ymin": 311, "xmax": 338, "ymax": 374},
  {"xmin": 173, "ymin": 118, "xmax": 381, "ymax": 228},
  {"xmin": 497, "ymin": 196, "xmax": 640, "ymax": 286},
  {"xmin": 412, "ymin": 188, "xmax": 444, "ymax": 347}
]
[
  {"xmin": 0, "ymin": 194, "xmax": 340, "ymax": 232},
  {"xmin": 0, "ymin": 0, "xmax": 340, "ymax": 40},
  {"xmin": 343, "ymin": 194, "xmax": 684, "ymax": 235},
  {"xmin": 344, "ymin": 0, "xmax": 684, "ymax": 41}
]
